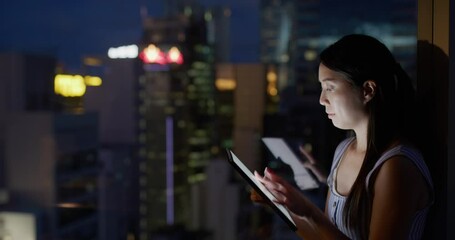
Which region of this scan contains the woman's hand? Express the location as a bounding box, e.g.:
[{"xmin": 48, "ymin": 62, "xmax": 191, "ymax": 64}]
[
  {"xmin": 299, "ymin": 146, "xmax": 327, "ymax": 183},
  {"xmin": 253, "ymin": 167, "xmax": 349, "ymax": 240},
  {"xmin": 254, "ymin": 167, "xmax": 312, "ymax": 217}
]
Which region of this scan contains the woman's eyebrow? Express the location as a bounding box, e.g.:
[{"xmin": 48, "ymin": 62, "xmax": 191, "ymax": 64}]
[{"xmin": 319, "ymin": 78, "xmax": 336, "ymax": 83}]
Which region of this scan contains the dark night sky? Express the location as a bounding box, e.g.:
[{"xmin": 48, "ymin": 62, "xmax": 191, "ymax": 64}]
[
  {"xmin": 0, "ymin": 0, "xmax": 395, "ymax": 72},
  {"xmin": 0, "ymin": 0, "xmax": 260, "ymax": 71}
]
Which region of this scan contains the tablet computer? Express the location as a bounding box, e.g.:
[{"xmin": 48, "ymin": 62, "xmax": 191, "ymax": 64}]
[
  {"xmin": 225, "ymin": 149, "xmax": 297, "ymax": 231},
  {"xmin": 262, "ymin": 138, "xmax": 319, "ymax": 190}
]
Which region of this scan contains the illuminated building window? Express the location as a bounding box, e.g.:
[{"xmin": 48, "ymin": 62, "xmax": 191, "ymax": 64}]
[
  {"xmin": 54, "ymin": 74, "xmax": 86, "ymax": 97},
  {"xmin": 83, "ymin": 57, "xmax": 103, "ymax": 66},
  {"xmin": 140, "ymin": 232, "xmax": 148, "ymax": 240},
  {"xmin": 84, "ymin": 76, "xmax": 102, "ymax": 86},
  {"xmin": 139, "ymin": 176, "xmax": 147, "ymax": 186},
  {"xmin": 139, "ymin": 76, "xmax": 146, "ymax": 85},
  {"xmin": 280, "ymin": 54, "xmax": 289, "ymax": 62},
  {"xmin": 140, "ymin": 219, "xmax": 147, "ymax": 229},
  {"xmin": 139, "ymin": 162, "xmax": 147, "ymax": 172},
  {"xmin": 215, "ymin": 78, "xmax": 236, "ymax": 91},
  {"xmin": 175, "ymin": 99, "xmax": 185, "ymax": 106},
  {"xmin": 139, "ymin": 91, "xmax": 146, "ymax": 99},
  {"xmin": 164, "ymin": 107, "xmax": 175, "ymax": 114},
  {"xmin": 189, "ymin": 152, "xmax": 202, "ymax": 159},
  {"xmin": 139, "ymin": 148, "xmax": 147, "ymax": 157},
  {"xmin": 139, "ymin": 119, "xmax": 147, "ymax": 129},
  {"xmin": 207, "ymin": 100, "xmax": 215, "ymax": 107},
  {"xmin": 140, "ymin": 191, "xmax": 147, "ymax": 200},
  {"xmin": 107, "ymin": 45, "xmax": 138, "ymax": 59},
  {"xmin": 138, "ymin": 133, "xmax": 146, "ymax": 143},
  {"xmin": 147, "ymin": 152, "xmax": 156, "ymax": 159},
  {"xmin": 139, "ymin": 106, "xmax": 147, "ymax": 115},
  {"xmin": 188, "ymin": 173, "xmax": 207, "ymax": 183},
  {"xmin": 177, "ymin": 120, "xmax": 186, "ymax": 128},
  {"xmin": 204, "ymin": 11, "xmax": 213, "ymax": 21},
  {"xmin": 140, "ymin": 204, "xmax": 147, "ymax": 215},
  {"xmin": 184, "ymin": 6, "xmax": 192, "ymax": 16},
  {"xmin": 304, "ymin": 49, "xmax": 318, "ymax": 61}
]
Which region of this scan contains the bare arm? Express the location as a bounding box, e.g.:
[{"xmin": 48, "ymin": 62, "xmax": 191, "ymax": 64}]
[
  {"xmin": 369, "ymin": 156, "xmax": 430, "ymax": 239},
  {"xmin": 255, "ymin": 168, "xmax": 349, "ymax": 240}
]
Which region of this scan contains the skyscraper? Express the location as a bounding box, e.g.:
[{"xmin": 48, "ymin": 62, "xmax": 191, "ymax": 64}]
[
  {"xmin": 137, "ymin": 11, "xmax": 216, "ymax": 238},
  {"xmin": 0, "ymin": 53, "xmax": 104, "ymax": 239}
]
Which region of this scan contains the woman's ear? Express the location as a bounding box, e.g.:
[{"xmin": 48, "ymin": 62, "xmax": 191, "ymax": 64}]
[{"xmin": 362, "ymin": 80, "xmax": 376, "ymax": 104}]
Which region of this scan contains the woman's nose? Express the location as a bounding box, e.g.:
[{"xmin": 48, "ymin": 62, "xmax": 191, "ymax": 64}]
[{"xmin": 319, "ymin": 91, "xmax": 327, "ymax": 106}]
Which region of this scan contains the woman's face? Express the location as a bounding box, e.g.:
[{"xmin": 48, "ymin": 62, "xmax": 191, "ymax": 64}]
[{"xmin": 318, "ymin": 63, "xmax": 369, "ymax": 130}]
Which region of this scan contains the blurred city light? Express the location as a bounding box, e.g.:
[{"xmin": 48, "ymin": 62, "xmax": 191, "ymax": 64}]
[
  {"xmin": 54, "ymin": 74, "xmax": 102, "ymax": 97},
  {"xmin": 139, "ymin": 44, "xmax": 184, "ymax": 65},
  {"xmin": 167, "ymin": 47, "xmax": 184, "ymax": 64},
  {"xmin": 215, "ymin": 78, "xmax": 236, "ymax": 91},
  {"xmin": 107, "ymin": 45, "xmax": 138, "ymax": 59},
  {"xmin": 140, "ymin": 44, "xmax": 167, "ymax": 64},
  {"xmin": 54, "ymin": 74, "xmax": 86, "ymax": 97},
  {"xmin": 84, "ymin": 75, "xmax": 102, "ymax": 86}
]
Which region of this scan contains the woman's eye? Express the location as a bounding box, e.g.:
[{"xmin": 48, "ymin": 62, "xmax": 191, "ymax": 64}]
[
  {"xmin": 320, "ymin": 83, "xmax": 334, "ymax": 92},
  {"xmin": 324, "ymin": 87, "xmax": 334, "ymax": 92}
]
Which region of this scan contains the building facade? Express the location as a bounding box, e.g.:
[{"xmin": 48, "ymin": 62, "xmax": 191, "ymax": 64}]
[{"xmin": 137, "ymin": 12, "xmax": 216, "ymax": 239}]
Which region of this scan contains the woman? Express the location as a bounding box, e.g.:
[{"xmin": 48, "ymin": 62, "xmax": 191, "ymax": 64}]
[{"xmin": 253, "ymin": 34, "xmax": 433, "ymax": 239}]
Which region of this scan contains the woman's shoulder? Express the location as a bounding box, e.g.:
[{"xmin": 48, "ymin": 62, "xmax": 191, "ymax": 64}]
[
  {"xmin": 367, "ymin": 140, "xmax": 433, "ymax": 195},
  {"xmin": 380, "ymin": 140, "xmax": 424, "ymax": 166}
]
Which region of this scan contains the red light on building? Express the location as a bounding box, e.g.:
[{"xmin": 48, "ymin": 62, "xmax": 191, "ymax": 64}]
[
  {"xmin": 139, "ymin": 44, "xmax": 184, "ymax": 65},
  {"xmin": 167, "ymin": 47, "xmax": 184, "ymax": 64},
  {"xmin": 139, "ymin": 44, "xmax": 167, "ymax": 64}
]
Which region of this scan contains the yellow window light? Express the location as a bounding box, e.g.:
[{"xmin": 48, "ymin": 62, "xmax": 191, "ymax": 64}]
[
  {"xmin": 268, "ymin": 86, "xmax": 278, "ymax": 96},
  {"xmin": 54, "ymin": 74, "xmax": 86, "ymax": 97},
  {"xmin": 304, "ymin": 50, "xmax": 317, "ymax": 61},
  {"xmin": 215, "ymin": 78, "xmax": 236, "ymax": 91},
  {"xmin": 84, "ymin": 75, "xmax": 102, "ymax": 86},
  {"xmin": 83, "ymin": 57, "xmax": 103, "ymax": 66},
  {"xmin": 267, "ymin": 71, "xmax": 277, "ymax": 82}
]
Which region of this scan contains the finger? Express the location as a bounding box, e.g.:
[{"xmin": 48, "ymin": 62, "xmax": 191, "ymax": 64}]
[
  {"xmin": 299, "ymin": 145, "xmax": 316, "ymax": 164},
  {"xmin": 265, "ymin": 167, "xmax": 283, "ymax": 183},
  {"xmin": 254, "ymin": 171, "xmax": 264, "ymax": 181},
  {"xmin": 263, "ymin": 170, "xmax": 292, "ymax": 194},
  {"xmin": 299, "ymin": 145, "xmax": 312, "ymax": 162},
  {"xmin": 264, "ymin": 167, "xmax": 273, "ymax": 179},
  {"xmin": 256, "ymin": 173, "xmax": 273, "ymax": 187},
  {"xmin": 262, "ymin": 179, "xmax": 286, "ymax": 196}
]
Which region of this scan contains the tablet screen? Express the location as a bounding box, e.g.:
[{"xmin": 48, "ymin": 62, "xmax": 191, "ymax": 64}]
[
  {"xmin": 262, "ymin": 137, "xmax": 319, "ymax": 190},
  {"xmin": 226, "ymin": 149, "xmax": 297, "ymax": 231}
]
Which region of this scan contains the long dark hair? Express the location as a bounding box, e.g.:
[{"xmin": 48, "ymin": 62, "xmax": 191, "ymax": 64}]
[{"xmin": 320, "ymin": 34, "xmax": 416, "ymax": 239}]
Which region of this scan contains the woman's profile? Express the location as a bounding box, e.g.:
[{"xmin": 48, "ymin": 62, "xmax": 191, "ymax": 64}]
[{"xmin": 252, "ymin": 34, "xmax": 434, "ymax": 239}]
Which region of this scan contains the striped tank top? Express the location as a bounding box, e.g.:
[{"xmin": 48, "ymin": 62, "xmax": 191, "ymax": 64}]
[{"xmin": 326, "ymin": 137, "xmax": 434, "ymax": 239}]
